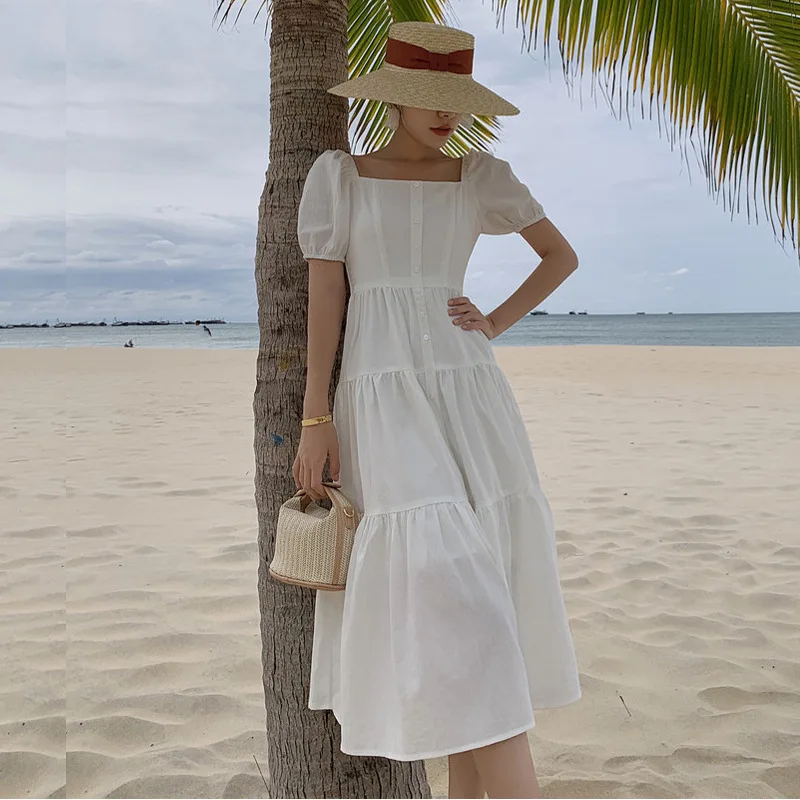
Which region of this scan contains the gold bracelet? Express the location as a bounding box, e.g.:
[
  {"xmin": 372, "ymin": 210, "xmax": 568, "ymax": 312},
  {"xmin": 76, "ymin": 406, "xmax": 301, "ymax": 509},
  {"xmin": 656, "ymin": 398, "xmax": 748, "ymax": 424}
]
[{"xmin": 301, "ymin": 413, "xmax": 332, "ymax": 427}]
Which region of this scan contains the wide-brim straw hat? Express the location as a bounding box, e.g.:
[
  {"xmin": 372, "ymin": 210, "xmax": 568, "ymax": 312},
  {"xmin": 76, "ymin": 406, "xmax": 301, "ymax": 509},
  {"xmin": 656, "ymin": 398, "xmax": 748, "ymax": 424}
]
[{"xmin": 328, "ymin": 21, "xmax": 519, "ymax": 117}]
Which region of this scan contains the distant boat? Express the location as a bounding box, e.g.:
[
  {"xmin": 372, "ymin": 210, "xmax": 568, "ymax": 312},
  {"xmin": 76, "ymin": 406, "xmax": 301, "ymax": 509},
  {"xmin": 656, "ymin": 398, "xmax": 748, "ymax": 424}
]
[
  {"xmin": 528, "ymin": 309, "xmax": 548, "ymax": 316},
  {"xmin": 578, "ymin": 311, "xmax": 588, "ymax": 315},
  {"xmin": 636, "ymin": 312, "xmax": 646, "ymax": 315},
  {"xmin": 568, "ymin": 310, "xmax": 577, "ymax": 315}
]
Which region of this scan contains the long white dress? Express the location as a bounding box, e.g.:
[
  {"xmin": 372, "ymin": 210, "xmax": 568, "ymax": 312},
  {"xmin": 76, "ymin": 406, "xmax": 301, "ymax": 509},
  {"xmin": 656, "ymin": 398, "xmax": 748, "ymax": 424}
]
[{"xmin": 297, "ymin": 148, "xmax": 581, "ymax": 761}]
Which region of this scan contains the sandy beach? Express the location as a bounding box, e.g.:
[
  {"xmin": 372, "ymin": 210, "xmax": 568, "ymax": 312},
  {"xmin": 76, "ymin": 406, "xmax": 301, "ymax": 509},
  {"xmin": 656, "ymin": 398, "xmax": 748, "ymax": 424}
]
[{"xmin": 1, "ymin": 345, "xmax": 798, "ymax": 799}]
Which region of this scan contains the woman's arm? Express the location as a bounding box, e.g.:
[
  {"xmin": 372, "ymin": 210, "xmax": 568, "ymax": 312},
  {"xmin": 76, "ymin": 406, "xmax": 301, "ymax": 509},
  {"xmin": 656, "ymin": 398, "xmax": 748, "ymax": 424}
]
[
  {"xmin": 486, "ymin": 219, "xmax": 579, "ymax": 337},
  {"xmin": 293, "ymin": 259, "xmax": 346, "ymax": 500},
  {"xmin": 303, "ymin": 260, "xmax": 346, "ymax": 417}
]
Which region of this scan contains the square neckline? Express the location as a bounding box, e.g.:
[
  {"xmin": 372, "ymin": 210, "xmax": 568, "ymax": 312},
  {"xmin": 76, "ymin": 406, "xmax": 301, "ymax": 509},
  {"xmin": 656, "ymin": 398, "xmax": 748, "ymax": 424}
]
[{"xmin": 343, "ymin": 150, "xmax": 467, "ymax": 185}]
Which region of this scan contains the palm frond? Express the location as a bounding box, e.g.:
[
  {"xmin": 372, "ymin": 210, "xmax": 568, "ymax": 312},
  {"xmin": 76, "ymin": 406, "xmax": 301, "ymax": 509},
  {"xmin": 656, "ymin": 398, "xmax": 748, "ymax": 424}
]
[
  {"xmin": 492, "ymin": 0, "xmax": 800, "ymax": 249},
  {"xmin": 213, "ymin": 0, "xmax": 270, "ymax": 32}
]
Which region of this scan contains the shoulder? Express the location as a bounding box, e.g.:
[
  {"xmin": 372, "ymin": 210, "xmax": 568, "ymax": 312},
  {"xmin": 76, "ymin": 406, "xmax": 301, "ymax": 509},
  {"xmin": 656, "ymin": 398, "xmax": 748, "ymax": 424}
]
[
  {"xmin": 463, "ymin": 150, "xmax": 545, "ymax": 233},
  {"xmin": 463, "ymin": 148, "xmax": 514, "ymax": 182},
  {"xmin": 308, "ymin": 149, "xmax": 358, "ymax": 180}
]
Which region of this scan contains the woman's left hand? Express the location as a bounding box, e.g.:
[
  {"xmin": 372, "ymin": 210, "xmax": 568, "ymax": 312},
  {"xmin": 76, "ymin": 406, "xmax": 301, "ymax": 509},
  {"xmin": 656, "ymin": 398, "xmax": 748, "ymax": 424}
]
[{"xmin": 447, "ymin": 296, "xmax": 497, "ymax": 340}]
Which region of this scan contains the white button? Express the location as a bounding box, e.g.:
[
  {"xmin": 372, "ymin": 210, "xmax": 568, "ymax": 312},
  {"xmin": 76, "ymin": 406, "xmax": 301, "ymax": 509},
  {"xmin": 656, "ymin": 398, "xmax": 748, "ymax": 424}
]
[
  {"xmin": 413, "ymin": 181, "xmax": 420, "ymax": 187},
  {"xmin": 414, "ymin": 288, "xmax": 422, "ymax": 295},
  {"xmin": 420, "ymin": 308, "xmax": 426, "ymax": 316},
  {"xmin": 413, "ymin": 266, "xmax": 420, "ymax": 272},
  {"xmin": 413, "ymin": 218, "xmax": 420, "ymax": 224},
  {"xmin": 414, "ymin": 243, "xmax": 420, "ymax": 248},
  {"xmin": 423, "ymin": 334, "xmax": 430, "ymax": 341}
]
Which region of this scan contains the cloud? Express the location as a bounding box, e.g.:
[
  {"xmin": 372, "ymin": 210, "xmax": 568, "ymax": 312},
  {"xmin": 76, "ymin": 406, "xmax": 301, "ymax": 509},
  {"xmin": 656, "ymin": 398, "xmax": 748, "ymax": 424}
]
[
  {"xmin": 0, "ymin": 211, "xmax": 258, "ymax": 323},
  {"xmin": 1, "ymin": 0, "xmax": 798, "ymax": 324}
]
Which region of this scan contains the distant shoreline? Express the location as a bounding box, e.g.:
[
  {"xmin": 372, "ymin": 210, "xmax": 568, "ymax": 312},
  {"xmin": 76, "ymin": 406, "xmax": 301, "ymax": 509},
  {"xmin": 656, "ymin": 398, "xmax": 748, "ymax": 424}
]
[
  {"xmin": 0, "ymin": 319, "xmax": 227, "ymax": 330},
  {"xmin": 2, "ymin": 312, "xmax": 798, "ymax": 329},
  {"xmin": 3, "ymin": 313, "xmax": 799, "ymax": 349}
]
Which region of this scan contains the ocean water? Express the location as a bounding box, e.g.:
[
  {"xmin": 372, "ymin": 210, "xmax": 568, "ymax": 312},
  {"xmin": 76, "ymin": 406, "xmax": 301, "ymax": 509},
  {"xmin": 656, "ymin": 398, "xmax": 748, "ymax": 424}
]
[{"xmin": 1, "ymin": 313, "xmax": 798, "ymax": 349}]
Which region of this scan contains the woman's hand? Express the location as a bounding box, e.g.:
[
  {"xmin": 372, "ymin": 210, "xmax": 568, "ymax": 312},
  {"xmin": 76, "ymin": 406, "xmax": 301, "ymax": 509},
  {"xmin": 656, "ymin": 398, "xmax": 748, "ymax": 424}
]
[
  {"xmin": 293, "ymin": 422, "xmax": 340, "ymax": 501},
  {"xmin": 447, "ymin": 296, "xmax": 497, "ymax": 340}
]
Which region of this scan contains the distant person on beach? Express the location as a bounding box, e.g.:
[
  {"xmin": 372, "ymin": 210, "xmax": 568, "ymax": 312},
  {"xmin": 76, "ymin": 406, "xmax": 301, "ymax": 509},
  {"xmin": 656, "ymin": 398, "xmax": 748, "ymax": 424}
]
[
  {"xmin": 203, "ymin": 325, "xmax": 212, "ymax": 337},
  {"xmin": 123, "ymin": 339, "xmax": 134, "ymax": 348},
  {"xmin": 291, "ymin": 21, "xmax": 581, "ymax": 799}
]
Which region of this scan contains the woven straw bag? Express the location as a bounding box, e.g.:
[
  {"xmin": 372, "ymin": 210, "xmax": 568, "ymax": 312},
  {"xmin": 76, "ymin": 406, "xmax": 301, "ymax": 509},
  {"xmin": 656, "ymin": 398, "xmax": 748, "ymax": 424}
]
[{"xmin": 269, "ymin": 482, "xmax": 360, "ymax": 591}]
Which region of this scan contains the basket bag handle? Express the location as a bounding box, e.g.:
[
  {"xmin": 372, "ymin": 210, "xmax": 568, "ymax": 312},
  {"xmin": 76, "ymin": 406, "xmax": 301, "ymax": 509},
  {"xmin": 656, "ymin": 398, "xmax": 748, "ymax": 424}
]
[{"xmin": 294, "ymin": 481, "xmax": 356, "ymax": 519}]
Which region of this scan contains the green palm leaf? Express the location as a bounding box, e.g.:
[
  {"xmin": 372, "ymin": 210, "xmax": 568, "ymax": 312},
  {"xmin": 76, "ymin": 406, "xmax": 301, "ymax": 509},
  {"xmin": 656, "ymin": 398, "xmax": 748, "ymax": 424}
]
[
  {"xmin": 494, "ymin": 0, "xmax": 800, "ymax": 248},
  {"xmin": 216, "ymin": 0, "xmax": 800, "ymax": 248}
]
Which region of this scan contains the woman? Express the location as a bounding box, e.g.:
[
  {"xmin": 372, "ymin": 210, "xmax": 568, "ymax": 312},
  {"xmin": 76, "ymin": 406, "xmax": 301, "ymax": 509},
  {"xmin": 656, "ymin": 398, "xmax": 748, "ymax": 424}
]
[{"xmin": 293, "ymin": 21, "xmax": 581, "ymax": 799}]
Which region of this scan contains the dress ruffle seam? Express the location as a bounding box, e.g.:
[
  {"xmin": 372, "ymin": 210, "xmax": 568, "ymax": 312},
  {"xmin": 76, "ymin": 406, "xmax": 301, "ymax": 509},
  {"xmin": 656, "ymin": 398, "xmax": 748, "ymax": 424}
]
[
  {"xmin": 349, "ymin": 283, "xmax": 461, "ymax": 293},
  {"xmin": 360, "ymin": 484, "xmax": 543, "ymax": 519},
  {"xmin": 338, "ymin": 360, "xmax": 500, "ymax": 386}
]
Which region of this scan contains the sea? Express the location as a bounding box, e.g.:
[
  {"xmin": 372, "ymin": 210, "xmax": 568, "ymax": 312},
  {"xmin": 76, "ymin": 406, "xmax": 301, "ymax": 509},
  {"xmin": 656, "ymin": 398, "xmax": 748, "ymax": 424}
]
[{"xmin": 1, "ymin": 313, "xmax": 798, "ymax": 349}]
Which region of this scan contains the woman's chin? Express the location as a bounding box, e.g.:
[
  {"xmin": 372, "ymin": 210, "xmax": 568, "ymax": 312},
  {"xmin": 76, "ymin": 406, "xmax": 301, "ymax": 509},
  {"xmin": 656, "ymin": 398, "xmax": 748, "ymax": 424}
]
[{"xmin": 423, "ymin": 132, "xmax": 453, "ymax": 148}]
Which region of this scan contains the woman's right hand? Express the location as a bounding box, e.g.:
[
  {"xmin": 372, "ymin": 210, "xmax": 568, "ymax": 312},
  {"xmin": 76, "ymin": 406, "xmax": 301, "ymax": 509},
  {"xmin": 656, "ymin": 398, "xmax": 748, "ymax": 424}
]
[{"xmin": 293, "ymin": 422, "xmax": 341, "ymax": 501}]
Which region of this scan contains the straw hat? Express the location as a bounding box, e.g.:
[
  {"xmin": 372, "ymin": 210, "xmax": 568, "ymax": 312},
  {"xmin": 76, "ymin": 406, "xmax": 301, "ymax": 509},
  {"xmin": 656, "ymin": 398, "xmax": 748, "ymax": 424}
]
[{"xmin": 328, "ymin": 21, "xmax": 519, "ymax": 117}]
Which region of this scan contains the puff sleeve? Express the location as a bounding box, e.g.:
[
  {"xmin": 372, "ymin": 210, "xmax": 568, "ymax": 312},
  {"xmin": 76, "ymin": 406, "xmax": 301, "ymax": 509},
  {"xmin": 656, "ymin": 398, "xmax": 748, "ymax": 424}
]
[
  {"xmin": 470, "ymin": 151, "xmax": 546, "ymax": 235},
  {"xmin": 297, "ymin": 149, "xmax": 352, "ymax": 262}
]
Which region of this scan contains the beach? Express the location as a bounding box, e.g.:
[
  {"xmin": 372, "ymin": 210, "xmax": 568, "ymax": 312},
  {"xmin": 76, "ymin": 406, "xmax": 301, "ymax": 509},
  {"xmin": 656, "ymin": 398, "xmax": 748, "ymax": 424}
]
[{"xmin": 1, "ymin": 345, "xmax": 799, "ymax": 798}]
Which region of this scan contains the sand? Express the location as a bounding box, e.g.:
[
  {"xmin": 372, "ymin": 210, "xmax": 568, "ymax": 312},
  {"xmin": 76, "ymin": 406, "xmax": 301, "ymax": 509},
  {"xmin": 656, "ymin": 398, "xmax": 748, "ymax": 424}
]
[{"xmin": 1, "ymin": 345, "xmax": 798, "ymax": 798}]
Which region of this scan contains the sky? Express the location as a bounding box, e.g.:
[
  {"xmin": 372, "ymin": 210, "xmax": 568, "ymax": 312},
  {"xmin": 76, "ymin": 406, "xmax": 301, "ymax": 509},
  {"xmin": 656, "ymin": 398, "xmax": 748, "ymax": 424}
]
[{"xmin": 1, "ymin": 0, "xmax": 798, "ymax": 324}]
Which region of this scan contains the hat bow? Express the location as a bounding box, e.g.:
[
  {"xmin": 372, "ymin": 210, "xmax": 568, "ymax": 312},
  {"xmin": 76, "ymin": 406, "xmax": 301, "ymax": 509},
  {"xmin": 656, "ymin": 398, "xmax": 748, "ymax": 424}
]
[{"xmin": 385, "ymin": 38, "xmax": 474, "ymax": 75}]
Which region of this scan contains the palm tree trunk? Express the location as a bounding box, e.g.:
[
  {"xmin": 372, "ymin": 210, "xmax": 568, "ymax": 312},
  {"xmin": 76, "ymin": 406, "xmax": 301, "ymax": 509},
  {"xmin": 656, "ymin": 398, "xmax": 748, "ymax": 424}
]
[{"xmin": 254, "ymin": 1, "xmax": 431, "ymax": 795}]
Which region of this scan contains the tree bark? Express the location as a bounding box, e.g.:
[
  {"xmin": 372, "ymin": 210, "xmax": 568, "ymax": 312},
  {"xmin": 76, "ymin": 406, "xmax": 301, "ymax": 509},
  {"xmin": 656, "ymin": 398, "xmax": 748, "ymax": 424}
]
[{"xmin": 254, "ymin": 1, "xmax": 432, "ymax": 796}]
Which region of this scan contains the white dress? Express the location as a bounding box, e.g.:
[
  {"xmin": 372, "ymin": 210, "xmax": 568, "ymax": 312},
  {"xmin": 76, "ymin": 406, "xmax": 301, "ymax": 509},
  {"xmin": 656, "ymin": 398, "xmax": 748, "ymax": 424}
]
[{"xmin": 298, "ymin": 148, "xmax": 581, "ymax": 761}]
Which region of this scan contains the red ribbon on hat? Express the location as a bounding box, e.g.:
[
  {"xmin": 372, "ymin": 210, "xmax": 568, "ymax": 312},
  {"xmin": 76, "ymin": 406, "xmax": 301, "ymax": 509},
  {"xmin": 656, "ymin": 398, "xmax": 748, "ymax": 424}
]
[{"xmin": 385, "ymin": 38, "xmax": 473, "ymax": 75}]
